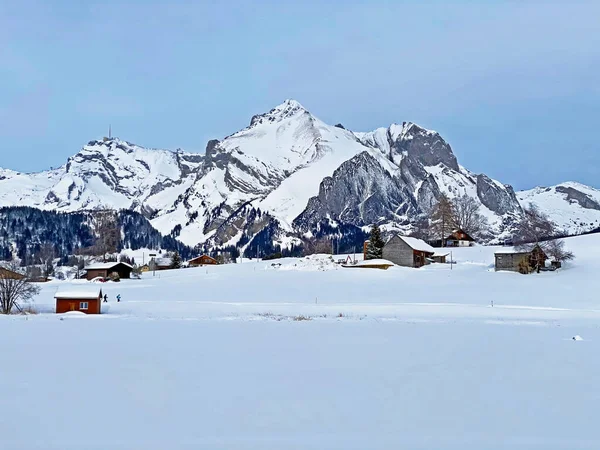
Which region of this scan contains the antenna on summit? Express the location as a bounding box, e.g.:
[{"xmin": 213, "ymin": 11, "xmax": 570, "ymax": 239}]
[{"xmin": 103, "ymin": 125, "xmax": 113, "ymax": 142}]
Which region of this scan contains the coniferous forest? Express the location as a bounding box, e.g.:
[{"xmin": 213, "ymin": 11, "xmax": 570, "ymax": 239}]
[{"xmin": 0, "ymin": 207, "xmax": 193, "ymax": 265}]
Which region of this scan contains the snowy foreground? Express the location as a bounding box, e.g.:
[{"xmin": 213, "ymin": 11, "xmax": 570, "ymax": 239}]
[{"xmin": 3, "ymin": 235, "xmax": 600, "ymax": 449}]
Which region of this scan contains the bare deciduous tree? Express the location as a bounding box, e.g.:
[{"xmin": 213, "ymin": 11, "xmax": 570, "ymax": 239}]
[
  {"xmin": 514, "ymin": 203, "xmax": 575, "ymax": 263},
  {"xmin": 453, "ymin": 194, "xmax": 489, "ymax": 237},
  {"xmin": 514, "ymin": 203, "xmax": 557, "ymax": 247},
  {"xmin": 0, "ymin": 265, "xmax": 40, "ymax": 314},
  {"xmin": 429, "ymin": 194, "xmax": 456, "ymax": 246},
  {"xmin": 93, "ymin": 210, "xmax": 120, "ymax": 260},
  {"xmin": 37, "ymin": 242, "xmax": 56, "ymax": 278},
  {"xmin": 409, "ymin": 214, "xmax": 432, "ymax": 242},
  {"xmin": 544, "ymin": 239, "xmax": 575, "ymax": 263}
]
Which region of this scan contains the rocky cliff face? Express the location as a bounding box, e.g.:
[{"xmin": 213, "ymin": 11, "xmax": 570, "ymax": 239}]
[
  {"xmin": 0, "ymin": 100, "xmax": 596, "ymax": 254},
  {"xmin": 293, "ymin": 122, "xmax": 523, "ymax": 240},
  {"xmin": 294, "ymin": 152, "xmax": 418, "ymax": 230}
]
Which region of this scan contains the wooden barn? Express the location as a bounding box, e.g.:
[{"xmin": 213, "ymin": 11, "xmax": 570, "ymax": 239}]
[
  {"xmin": 84, "ymin": 262, "xmax": 133, "ymax": 281},
  {"xmin": 382, "ymin": 235, "xmax": 446, "ymax": 268},
  {"xmin": 445, "ymin": 229, "xmax": 476, "ymax": 247},
  {"xmin": 0, "ymin": 267, "xmax": 26, "ymax": 280},
  {"xmin": 494, "ymin": 245, "xmax": 548, "ymax": 273},
  {"xmin": 188, "ymin": 255, "xmax": 218, "ymax": 266},
  {"xmin": 55, "ymin": 287, "xmax": 103, "ymax": 314}
]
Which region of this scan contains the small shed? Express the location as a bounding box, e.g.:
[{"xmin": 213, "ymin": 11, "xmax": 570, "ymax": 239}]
[
  {"xmin": 84, "ymin": 262, "xmax": 133, "ymax": 280},
  {"xmin": 55, "ymin": 287, "xmax": 103, "ymax": 314},
  {"xmin": 445, "ymin": 229, "xmax": 476, "ymax": 247},
  {"xmin": 188, "ymin": 255, "xmax": 218, "ymax": 266},
  {"xmin": 431, "ymin": 252, "xmax": 449, "ymax": 264},
  {"xmin": 494, "ymin": 245, "xmax": 548, "ymax": 273},
  {"xmin": 382, "ymin": 235, "xmax": 437, "ymax": 268}
]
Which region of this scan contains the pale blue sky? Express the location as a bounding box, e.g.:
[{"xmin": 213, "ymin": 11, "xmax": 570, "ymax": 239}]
[{"xmin": 1, "ymin": 0, "xmax": 598, "ymax": 189}]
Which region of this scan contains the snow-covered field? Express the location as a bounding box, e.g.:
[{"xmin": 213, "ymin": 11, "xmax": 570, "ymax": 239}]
[{"xmin": 3, "ymin": 234, "xmax": 600, "ymax": 449}]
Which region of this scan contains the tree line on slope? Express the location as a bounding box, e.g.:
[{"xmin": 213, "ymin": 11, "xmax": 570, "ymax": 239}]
[{"xmin": 0, "ymin": 207, "xmax": 194, "ymax": 267}]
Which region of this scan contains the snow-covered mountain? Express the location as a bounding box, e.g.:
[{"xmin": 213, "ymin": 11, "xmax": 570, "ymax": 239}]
[
  {"xmin": 0, "ymin": 139, "xmax": 203, "ymax": 216},
  {"xmin": 518, "ymin": 182, "xmax": 600, "ymax": 235},
  {"xmin": 0, "ymin": 99, "xmax": 597, "ymax": 253}
]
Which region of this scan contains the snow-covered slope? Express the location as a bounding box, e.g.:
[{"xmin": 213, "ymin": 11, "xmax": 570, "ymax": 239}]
[
  {"xmin": 0, "ymin": 100, "xmax": 598, "ymax": 251},
  {"xmin": 517, "ymin": 182, "xmax": 600, "ymax": 235}
]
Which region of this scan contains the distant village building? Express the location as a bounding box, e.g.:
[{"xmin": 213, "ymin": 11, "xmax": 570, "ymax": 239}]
[
  {"xmin": 382, "ymin": 235, "xmax": 448, "ymax": 268},
  {"xmin": 55, "ymin": 287, "xmax": 103, "ymax": 314},
  {"xmin": 188, "ymin": 255, "xmax": 218, "ymax": 266},
  {"xmin": 494, "ymin": 245, "xmax": 548, "ymax": 273},
  {"xmin": 149, "ymin": 257, "xmax": 172, "ymax": 271},
  {"xmin": 445, "ymin": 229, "xmax": 476, "ymax": 247},
  {"xmin": 84, "ymin": 262, "xmax": 133, "ymax": 280}
]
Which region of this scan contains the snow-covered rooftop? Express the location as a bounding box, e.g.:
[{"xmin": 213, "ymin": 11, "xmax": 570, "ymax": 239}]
[
  {"xmin": 353, "ymin": 259, "xmax": 394, "ymax": 267},
  {"xmin": 494, "ymin": 247, "xmax": 530, "ymax": 255},
  {"xmin": 54, "ymin": 287, "xmax": 102, "ymax": 300},
  {"xmin": 152, "ymin": 257, "xmax": 172, "ymax": 266},
  {"xmin": 395, "ymin": 236, "xmax": 436, "ymax": 254}
]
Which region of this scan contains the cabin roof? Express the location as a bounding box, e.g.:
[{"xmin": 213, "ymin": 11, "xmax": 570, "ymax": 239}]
[
  {"xmin": 188, "ymin": 254, "xmax": 216, "ymax": 262},
  {"xmin": 55, "ymin": 287, "xmax": 102, "ymax": 300},
  {"xmin": 446, "ymin": 229, "xmax": 475, "ymax": 241}
]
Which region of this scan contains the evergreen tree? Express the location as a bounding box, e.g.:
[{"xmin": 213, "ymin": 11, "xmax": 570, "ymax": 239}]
[
  {"xmin": 170, "ymin": 251, "xmax": 182, "ymax": 269},
  {"xmin": 366, "ymin": 224, "xmax": 385, "ymax": 260}
]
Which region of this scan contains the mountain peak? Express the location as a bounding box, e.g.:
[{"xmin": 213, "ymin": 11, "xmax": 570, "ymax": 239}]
[
  {"xmin": 249, "ymin": 99, "xmax": 308, "ymax": 127},
  {"xmin": 277, "ymin": 98, "xmax": 305, "ymax": 110}
]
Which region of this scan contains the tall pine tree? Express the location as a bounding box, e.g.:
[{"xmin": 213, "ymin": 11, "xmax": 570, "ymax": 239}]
[{"xmin": 366, "ymin": 224, "xmax": 385, "ymax": 260}]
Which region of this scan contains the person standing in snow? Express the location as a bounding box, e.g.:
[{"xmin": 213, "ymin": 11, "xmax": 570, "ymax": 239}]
[
  {"xmin": 103, "ymin": 294, "xmax": 108, "ymax": 303},
  {"xmin": 116, "ymin": 294, "xmax": 121, "ymax": 302}
]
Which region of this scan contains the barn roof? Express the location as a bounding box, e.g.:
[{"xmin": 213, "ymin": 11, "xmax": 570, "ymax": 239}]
[
  {"xmin": 495, "ymin": 244, "xmax": 547, "ymax": 256},
  {"xmin": 0, "ymin": 266, "xmax": 26, "ymax": 278},
  {"xmin": 85, "ymin": 262, "xmax": 133, "ymax": 270},
  {"xmin": 188, "ymin": 254, "xmax": 217, "ymax": 262},
  {"xmin": 54, "ymin": 286, "xmax": 102, "ymax": 300},
  {"xmin": 494, "ymin": 247, "xmax": 530, "ymax": 255},
  {"xmin": 393, "ymin": 236, "xmax": 436, "ymax": 254}
]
